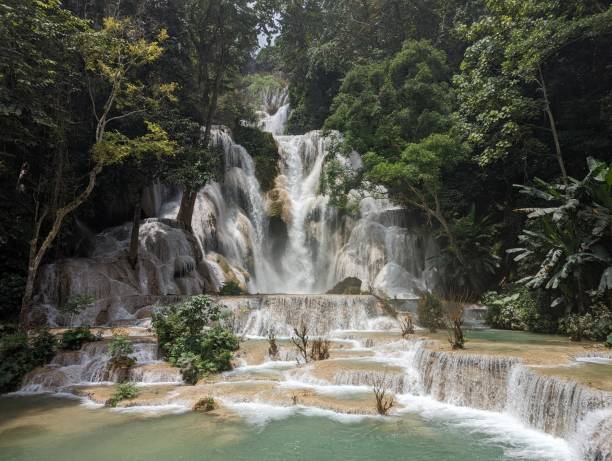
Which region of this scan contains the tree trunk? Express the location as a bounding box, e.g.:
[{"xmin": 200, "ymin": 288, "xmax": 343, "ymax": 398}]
[
  {"xmin": 538, "ymin": 65, "xmax": 568, "ymax": 186},
  {"xmin": 177, "ymin": 188, "xmax": 198, "ymax": 230},
  {"xmin": 128, "ymin": 191, "xmax": 142, "ymax": 269},
  {"xmin": 20, "ymin": 163, "xmax": 103, "ymax": 329}
]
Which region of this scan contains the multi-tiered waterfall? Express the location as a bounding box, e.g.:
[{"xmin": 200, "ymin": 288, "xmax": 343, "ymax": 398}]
[
  {"xmin": 21, "ymin": 84, "xmax": 611, "ymax": 461},
  {"xmin": 176, "ymin": 87, "xmax": 437, "ymax": 296}
]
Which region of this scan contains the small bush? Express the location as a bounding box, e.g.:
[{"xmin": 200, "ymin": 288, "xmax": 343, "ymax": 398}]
[
  {"xmin": 445, "ymin": 301, "xmax": 465, "ymax": 350},
  {"xmin": 219, "ymin": 280, "xmax": 243, "ymax": 296},
  {"xmin": 309, "ymin": 338, "xmax": 331, "ymax": 361},
  {"xmin": 559, "ymin": 305, "xmax": 611, "ymax": 342},
  {"xmin": 267, "ymin": 330, "xmax": 279, "ymax": 360},
  {"xmin": 606, "ymin": 333, "xmax": 612, "ymax": 348},
  {"xmin": 153, "ymin": 295, "xmax": 240, "ymax": 385},
  {"xmin": 291, "ymin": 321, "xmax": 309, "ymax": 363},
  {"xmin": 109, "ymin": 335, "xmax": 134, "ymax": 360},
  {"xmin": 372, "ymin": 374, "xmax": 394, "ymax": 416},
  {"xmin": 0, "ymin": 328, "xmax": 56, "ymax": 393},
  {"xmin": 60, "ymin": 327, "xmax": 98, "ymax": 351},
  {"xmin": 482, "ymin": 287, "xmax": 558, "ymax": 333},
  {"xmin": 59, "ymin": 295, "xmax": 95, "ymax": 327},
  {"xmin": 399, "ymin": 314, "xmax": 415, "ymax": 337},
  {"xmin": 416, "ymin": 292, "xmax": 445, "ymax": 332},
  {"xmin": 193, "ymin": 396, "xmax": 216, "ymax": 412},
  {"xmin": 105, "ymin": 382, "xmax": 139, "ymax": 408}
]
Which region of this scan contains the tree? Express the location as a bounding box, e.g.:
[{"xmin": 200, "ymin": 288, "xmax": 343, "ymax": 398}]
[
  {"xmin": 325, "ymin": 40, "xmax": 453, "ymax": 159},
  {"xmin": 509, "ymin": 158, "xmax": 612, "ymax": 314},
  {"xmin": 175, "ymin": 0, "xmax": 259, "ymax": 229},
  {"xmin": 20, "ymin": 17, "xmax": 174, "ymax": 326},
  {"xmin": 456, "ymin": 1, "xmax": 612, "ymax": 180},
  {"xmin": 366, "ymin": 133, "xmax": 469, "ymax": 264}
]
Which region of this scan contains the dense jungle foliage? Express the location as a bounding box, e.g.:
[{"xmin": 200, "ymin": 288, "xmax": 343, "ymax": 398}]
[{"xmin": 0, "ymin": 0, "xmax": 610, "ymax": 340}]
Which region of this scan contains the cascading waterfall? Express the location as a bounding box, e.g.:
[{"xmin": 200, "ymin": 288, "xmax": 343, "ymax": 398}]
[
  {"xmin": 22, "ymin": 82, "xmax": 611, "ymax": 459},
  {"xmin": 156, "ymin": 85, "xmax": 437, "ymax": 296},
  {"xmin": 219, "ymin": 294, "xmax": 392, "ymax": 337}
]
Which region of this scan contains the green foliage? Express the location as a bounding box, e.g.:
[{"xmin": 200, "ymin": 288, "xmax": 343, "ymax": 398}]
[
  {"xmin": 0, "ymin": 274, "xmax": 25, "ymax": 322},
  {"xmin": 59, "ymin": 295, "xmax": 95, "ymax": 315},
  {"xmin": 105, "ymin": 382, "xmax": 139, "ymax": 408},
  {"xmin": 434, "ymin": 209, "xmax": 501, "ymax": 296},
  {"xmin": 219, "ymin": 281, "xmax": 243, "ymax": 296},
  {"xmin": 58, "ymin": 295, "xmax": 95, "ymax": 327},
  {"xmin": 606, "ymin": 333, "xmax": 612, "ymax": 348},
  {"xmin": 558, "ymin": 304, "xmax": 611, "ymax": 342},
  {"xmin": 509, "ymin": 159, "xmax": 612, "ymax": 312},
  {"xmin": 0, "ymin": 328, "xmax": 56, "ymax": 393},
  {"xmin": 109, "ymin": 335, "xmax": 134, "ymax": 360},
  {"xmin": 152, "ymin": 296, "xmax": 240, "ymax": 385},
  {"xmin": 483, "ymin": 287, "xmax": 547, "ymax": 332},
  {"xmin": 233, "ymin": 125, "xmax": 279, "ymax": 191},
  {"xmin": 326, "ymin": 40, "xmax": 452, "ymax": 158},
  {"xmin": 60, "ymin": 327, "xmax": 98, "ymax": 351},
  {"xmin": 193, "ymin": 396, "xmax": 216, "ymax": 412},
  {"xmin": 416, "ymin": 292, "xmax": 445, "ymax": 333}
]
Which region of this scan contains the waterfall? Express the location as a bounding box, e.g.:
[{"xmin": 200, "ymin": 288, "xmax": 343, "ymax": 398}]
[
  {"xmin": 20, "ymin": 339, "xmax": 178, "ymax": 392},
  {"xmin": 181, "ymin": 85, "xmax": 436, "ymax": 296},
  {"xmin": 506, "ymin": 365, "xmax": 611, "ymax": 437},
  {"xmin": 408, "ymin": 348, "xmax": 519, "ymax": 412},
  {"xmin": 400, "ymin": 343, "xmax": 612, "ymax": 457},
  {"xmin": 219, "ymin": 294, "xmax": 390, "ymax": 337}
]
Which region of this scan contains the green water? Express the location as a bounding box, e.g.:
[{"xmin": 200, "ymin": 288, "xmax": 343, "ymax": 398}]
[
  {"xmin": 0, "ymin": 395, "xmax": 529, "ymax": 461},
  {"xmin": 464, "ymin": 329, "xmax": 574, "ymax": 346}
]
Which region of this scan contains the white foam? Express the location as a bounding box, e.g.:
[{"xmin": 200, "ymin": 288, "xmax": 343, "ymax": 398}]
[
  {"xmin": 220, "ymin": 400, "xmax": 297, "ymax": 425},
  {"xmin": 396, "ymin": 394, "xmax": 572, "ymax": 461},
  {"xmin": 111, "ymin": 403, "xmax": 190, "ymax": 416},
  {"xmin": 574, "ymin": 357, "xmax": 612, "ymax": 365}
]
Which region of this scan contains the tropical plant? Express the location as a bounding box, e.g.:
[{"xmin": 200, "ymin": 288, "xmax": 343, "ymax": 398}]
[
  {"xmin": 58, "ymin": 295, "xmax": 95, "ymax": 327},
  {"xmin": 416, "ymin": 292, "xmax": 445, "ymax": 333},
  {"xmin": 105, "ymin": 382, "xmax": 139, "ymax": 408},
  {"xmin": 219, "ymin": 280, "xmax": 243, "ymax": 296},
  {"xmin": 0, "ymin": 328, "xmax": 56, "ymax": 393},
  {"xmin": 509, "ymin": 158, "xmax": 612, "ymax": 314},
  {"xmin": 60, "ymin": 327, "xmax": 98, "ymax": 351},
  {"xmin": 152, "ymin": 295, "xmax": 239, "ymax": 385}
]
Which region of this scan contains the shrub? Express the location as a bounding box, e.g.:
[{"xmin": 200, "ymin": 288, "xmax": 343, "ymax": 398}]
[
  {"xmin": 105, "ymin": 382, "xmax": 139, "ymax": 408},
  {"xmin": 399, "ymin": 313, "xmax": 415, "ymax": 337},
  {"xmin": 108, "ymin": 335, "xmax": 135, "ymax": 381},
  {"xmin": 291, "ymin": 321, "xmax": 309, "ymax": 363},
  {"xmin": 558, "ymin": 305, "xmax": 610, "ymax": 342},
  {"xmin": 444, "ymin": 301, "xmax": 465, "ymax": 350},
  {"xmin": 219, "ymin": 280, "xmax": 243, "ymax": 296},
  {"xmin": 152, "ymin": 295, "xmax": 240, "ymax": 385},
  {"xmin": 481, "ymin": 287, "xmax": 557, "ymax": 332},
  {"xmin": 59, "ymin": 295, "xmax": 95, "ymax": 327},
  {"xmin": 0, "ymin": 273, "xmax": 25, "ymax": 322},
  {"xmin": 309, "ymin": 338, "xmax": 331, "ymax": 361},
  {"xmin": 372, "ymin": 374, "xmax": 394, "ymax": 416},
  {"xmin": 606, "ymin": 333, "xmax": 612, "ymax": 348},
  {"xmin": 60, "ymin": 327, "xmax": 98, "ymax": 351},
  {"xmin": 267, "ymin": 330, "xmax": 279, "ymax": 360},
  {"xmin": 109, "ymin": 335, "xmax": 134, "ymax": 359},
  {"xmin": 0, "ymin": 328, "xmax": 56, "ymax": 393},
  {"xmin": 193, "ymin": 396, "xmax": 216, "ymax": 412},
  {"xmin": 416, "ymin": 292, "xmax": 445, "ymax": 332}
]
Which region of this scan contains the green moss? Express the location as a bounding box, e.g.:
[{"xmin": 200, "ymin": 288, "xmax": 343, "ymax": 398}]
[{"xmin": 233, "ymin": 125, "xmax": 279, "ymax": 192}]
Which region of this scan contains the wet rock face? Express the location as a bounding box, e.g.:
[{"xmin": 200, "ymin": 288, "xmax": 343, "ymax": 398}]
[
  {"xmin": 327, "ymin": 277, "xmax": 363, "ymax": 295},
  {"xmin": 32, "ymin": 220, "xmax": 215, "ymax": 327}
]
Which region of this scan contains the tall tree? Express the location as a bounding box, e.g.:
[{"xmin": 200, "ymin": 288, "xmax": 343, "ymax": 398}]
[
  {"xmin": 175, "ymin": 0, "xmax": 259, "ymax": 229},
  {"xmin": 19, "ymin": 17, "xmax": 174, "ymax": 326}
]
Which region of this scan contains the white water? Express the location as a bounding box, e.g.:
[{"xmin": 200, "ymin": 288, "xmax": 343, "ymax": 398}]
[{"xmin": 22, "ymin": 84, "xmax": 611, "ymax": 459}]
